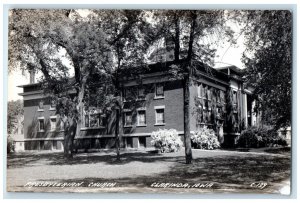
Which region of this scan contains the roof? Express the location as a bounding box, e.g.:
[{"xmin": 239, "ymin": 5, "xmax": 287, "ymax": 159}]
[
  {"xmin": 17, "ymin": 82, "xmax": 40, "ymax": 88},
  {"xmin": 215, "ymin": 65, "xmax": 245, "ymax": 75},
  {"xmin": 17, "ymin": 61, "xmax": 243, "ymax": 89}
]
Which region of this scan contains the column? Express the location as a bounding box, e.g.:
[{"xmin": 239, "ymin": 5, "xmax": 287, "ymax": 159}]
[
  {"xmin": 242, "ymin": 93, "xmax": 248, "ymax": 127},
  {"xmin": 251, "ymin": 100, "xmax": 257, "ymax": 126}
]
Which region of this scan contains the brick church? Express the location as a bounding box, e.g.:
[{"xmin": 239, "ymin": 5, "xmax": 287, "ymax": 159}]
[{"xmin": 16, "ymin": 59, "xmax": 260, "ymax": 151}]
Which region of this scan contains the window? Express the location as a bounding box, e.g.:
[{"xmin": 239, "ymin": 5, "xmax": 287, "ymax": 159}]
[
  {"xmin": 49, "ymin": 100, "xmax": 56, "ymax": 110},
  {"xmin": 232, "ymin": 91, "xmax": 238, "ymax": 113},
  {"xmin": 204, "ymin": 86, "xmax": 208, "ymax": 99},
  {"xmin": 89, "ymin": 113, "xmax": 100, "ymax": 127},
  {"xmin": 38, "ymin": 118, "xmax": 45, "ymax": 131},
  {"xmin": 155, "ymin": 84, "xmax": 164, "ymax": 98},
  {"xmin": 220, "ymin": 90, "xmax": 225, "ymax": 103},
  {"xmin": 137, "ymin": 87, "xmax": 146, "ymax": 100},
  {"xmin": 197, "ymin": 105, "xmax": 203, "ymax": 123},
  {"xmin": 124, "ymin": 88, "xmax": 134, "ymax": 101},
  {"xmin": 207, "ymin": 87, "xmax": 212, "ymax": 101},
  {"xmin": 53, "ymin": 140, "xmax": 58, "ymax": 150},
  {"xmin": 204, "ymin": 109, "xmax": 209, "ymax": 123},
  {"xmin": 137, "ymin": 110, "xmax": 146, "ymax": 126},
  {"xmin": 50, "ymin": 116, "xmax": 57, "ymax": 131},
  {"xmin": 197, "ymin": 84, "xmax": 203, "ymax": 98},
  {"xmin": 123, "ymin": 88, "xmax": 129, "ymax": 101},
  {"xmin": 155, "ymin": 106, "xmax": 165, "ymax": 125},
  {"xmin": 233, "ymin": 91, "xmax": 237, "ymax": 104},
  {"xmin": 85, "ymin": 115, "xmax": 89, "ymax": 127},
  {"xmin": 216, "ymin": 90, "xmax": 221, "ymax": 103},
  {"xmin": 124, "ymin": 112, "xmax": 133, "ymax": 127},
  {"xmin": 38, "ymin": 101, "xmax": 44, "ymax": 111},
  {"xmin": 207, "ymin": 110, "xmax": 212, "ymax": 123},
  {"xmin": 202, "ymin": 85, "xmax": 206, "ymax": 98},
  {"xmin": 139, "ymin": 137, "xmax": 146, "ymax": 148},
  {"xmin": 59, "ymin": 116, "xmax": 66, "ymax": 131},
  {"xmin": 83, "ymin": 108, "xmax": 105, "ymax": 128},
  {"xmin": 138, "ymin": 87, "xmax": 145, "ymax": 97},
  {"xmin": 40, "ymin": 141, "xmax": 45, "ymax": 150},
  {"xmin": 99, "ymin": 115, "xmax": 106, "ymax": 126}
]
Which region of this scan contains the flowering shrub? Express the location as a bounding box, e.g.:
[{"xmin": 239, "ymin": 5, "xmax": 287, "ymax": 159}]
[
  {"xmin": 151, "ymin": 129, "xmax": 183, "ymax": 153},
  {"xmin": 191, "ymin": 127, "xmax": 220, "ymax": 150}
]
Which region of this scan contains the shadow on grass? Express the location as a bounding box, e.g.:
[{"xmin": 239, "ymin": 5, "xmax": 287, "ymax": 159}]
[
  {"xmin": 7, "ymin": 150, "xmax": 183, "ymax": 169},
  {"xmin": 264, "ymin": 147, "xmax": 291, "ymax": 155},
  {"xmin": 32, "ymin": 153, "xmax": 290, "ymax": 191}
]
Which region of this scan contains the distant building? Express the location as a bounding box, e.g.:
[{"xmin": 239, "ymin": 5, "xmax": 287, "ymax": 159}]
[{"xmin": 18, "ymin": 61, "xmax": 259, "ymax": 151}]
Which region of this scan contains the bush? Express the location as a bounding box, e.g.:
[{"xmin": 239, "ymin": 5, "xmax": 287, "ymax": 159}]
[
  {"xmin": 191, "ymin": 127, "xmax": 220, "ymax": 150},
  {"xmin": 7, "ymin": 136, "xmax": 15, "ymax": 153},
  {"xmin": 236, "ymin": 126, "xmax": 261, "ymax": 148},
  {"xmin": 236, "ymin": 126, "xmax": 288, "ymax": 148},
  {"xmin": 151, "ymin": 129, "xmax": 183, "ymax": 153}
]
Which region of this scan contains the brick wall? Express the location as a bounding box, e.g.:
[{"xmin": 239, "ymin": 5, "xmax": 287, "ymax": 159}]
[{"xmin": 123, "ymin": 80, "xmax": 184, "ymax": 135}]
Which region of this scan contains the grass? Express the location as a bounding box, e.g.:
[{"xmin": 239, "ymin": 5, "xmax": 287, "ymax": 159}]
[{"xmin": 6, "ymin": 147, "xmax": 290, "ymax": 194}]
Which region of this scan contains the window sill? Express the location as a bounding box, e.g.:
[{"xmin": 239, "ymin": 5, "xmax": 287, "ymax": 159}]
[
  {"xmin": 80, "ymin": 126, "xmax": 105, "ymax": 130},
  {"xmin": 37, "ymin": 109, "xmax": 44, "ymax": 112},
  {"xmin": 124, "ymin": 125, "xmax": 133, "ymax": 128},
  {"xmin": 198, "ymin": 123, "xmax": 213, "ymax": 126},
  {"xmin": 154, "ymin": 123, "xmax": 166, "ymax": 126},
  {"xmin": 137, "ymin": 124, "xmax": 147, "ymax": 127},
  {"xmin": 154, "ymin": 96, "xmax": 165, "ymax": 100},
  {"xmin": 49, "ymin": 108, "xmax": 56, "ymax": 111},
  {"xmin": 136, "ymin": 98, "xmax": 146, "ymax": 101}
]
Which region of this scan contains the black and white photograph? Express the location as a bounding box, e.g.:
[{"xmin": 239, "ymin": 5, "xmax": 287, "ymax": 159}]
[{"xmin": 6, "ymin": 8, "xmax": 292, "ymax": 195}]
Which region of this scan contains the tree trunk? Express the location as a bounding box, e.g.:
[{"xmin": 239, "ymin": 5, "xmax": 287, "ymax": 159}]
[
  {"xmin": 67, "ymin": 117, "xmax": 77, "ymax": 158},
  {"xmin": 63, "ymin": 74, "xmax": 88, "ymax": 159},
  {"xmin": 181, "ymin": 12, "xmax": 196, "ymax": 164},
  {"xmin": 74, "ymin": 74, "xmax": 88, "ymax": 154},
  {"xmin": 63, "ymin": 115, "xmax": 76, "ymax": 159},
  {"xmin": 174, "ymin": 16, "xmax": 180, "ymax": 62},
  {"xmin": 183, "ymin": 76, "xmax": 192, "ymax": 164},
  {"xmin": 115, "ymin": 108, "xmax": 120, "ymax": 161}
]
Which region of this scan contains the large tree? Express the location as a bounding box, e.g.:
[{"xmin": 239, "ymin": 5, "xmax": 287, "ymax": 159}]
[
  {"xmin": 86, "ymin": 10, "xmax": 153, "ymax": 160},
  {"xmin": 242, "ymin": 10, "xmax": 292, "ymax": 130},
  {"xmin": 9, "ymin": 9, "xmax": 150, "ymax": 159},
  {"xmin": 149, "ymin": 10, "xmax": 228, "ymax": 164},
  {"xmin": 9, "ymin": 9, "xmax": 115, "ymax": 158}
]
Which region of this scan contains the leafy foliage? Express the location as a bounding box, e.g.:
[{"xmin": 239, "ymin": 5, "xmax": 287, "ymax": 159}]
[
  {"xmin": 225, "ymin": 88, "xmax": 240, "ymax": 133},
  {"xmin": 242, "ymin": 10, "xmax": 292, "ymax": 129},
  {"xmin": 151, "ymin": 129, "xmax": 183, "ymax": 153},
  {"xmin": 7, "ymin": 135, "xmax": 15, "ymax": 153},
  {"xmin": 7, "ymin": 100, "xmax": 23, "ymax": 134},
  {"xmin": 236, "ymin": 126, "xmax": 287, "ymax": 148},
  {"xmin": 147, "ymin": 10, "xmax": 231, "ymax": 163},
  {"xmin": 8, "ymin": 10, "xmax": 150, "ymax": 158},
  {"xmin": 191, "ymin": 126, "xmax": 220, "ymax": 150}
]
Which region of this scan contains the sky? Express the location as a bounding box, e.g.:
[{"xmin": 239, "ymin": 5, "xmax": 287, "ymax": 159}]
[{"xmin": 7, "ymin": 10, "xmax": 246, "ymax": 101}]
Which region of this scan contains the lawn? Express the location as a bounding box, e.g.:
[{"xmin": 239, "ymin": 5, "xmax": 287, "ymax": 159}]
[{"xmin": 6, "ymin": 147, "xmax": 290, "ymax": 194}]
